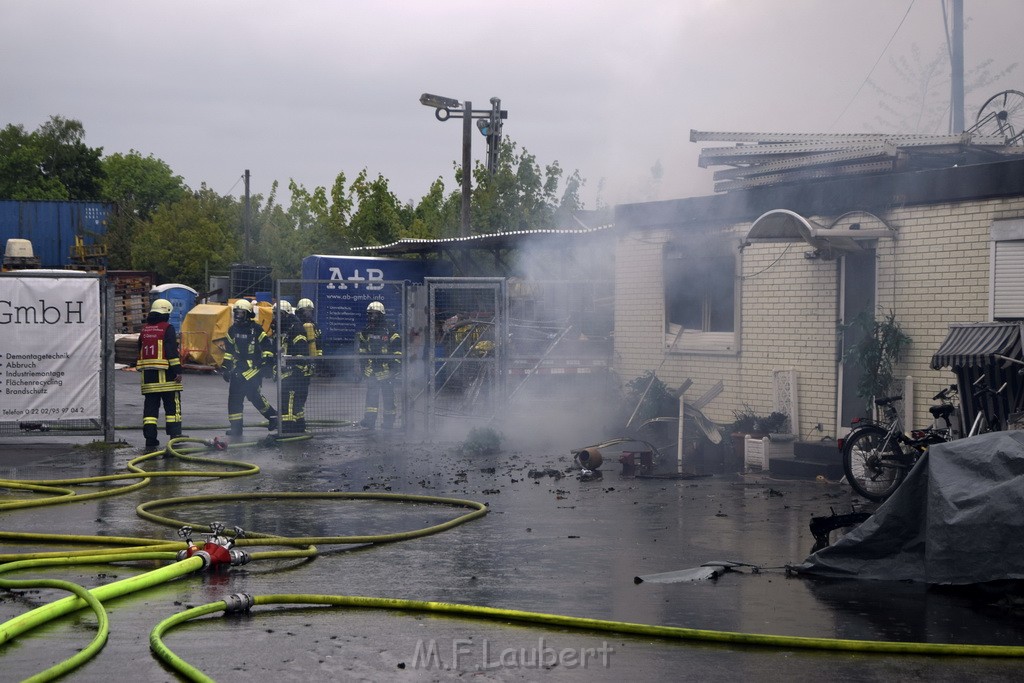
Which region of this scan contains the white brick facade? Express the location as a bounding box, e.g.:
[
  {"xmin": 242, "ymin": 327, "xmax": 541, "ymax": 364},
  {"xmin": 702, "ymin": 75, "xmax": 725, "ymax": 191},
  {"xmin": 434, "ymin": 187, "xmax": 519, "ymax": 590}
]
[{"xmin": 615, "ymin": 193, "xmax": 1024, "ymax": 439}]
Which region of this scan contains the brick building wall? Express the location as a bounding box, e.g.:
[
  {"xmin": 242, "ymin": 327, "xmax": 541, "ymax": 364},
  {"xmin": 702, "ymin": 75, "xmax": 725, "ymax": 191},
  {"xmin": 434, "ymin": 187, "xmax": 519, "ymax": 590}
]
[{"xmin": 614, "ymin": 194, "xmax": 1024, "ymax": 439}]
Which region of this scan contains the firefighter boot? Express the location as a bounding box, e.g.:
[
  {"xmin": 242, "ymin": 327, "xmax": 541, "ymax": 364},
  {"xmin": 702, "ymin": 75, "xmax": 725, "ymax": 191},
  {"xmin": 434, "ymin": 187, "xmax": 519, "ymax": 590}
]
[
  {"xmin": 226, "ymin": 420, "xmax": 243, "ymax": 438},
  {"xmin": 265, "ymin": 411, "xmax": 279, "ymax": 432},
  {"xmin": 144, "ymin": 424, "xmax": 160, "ymax": 452}
]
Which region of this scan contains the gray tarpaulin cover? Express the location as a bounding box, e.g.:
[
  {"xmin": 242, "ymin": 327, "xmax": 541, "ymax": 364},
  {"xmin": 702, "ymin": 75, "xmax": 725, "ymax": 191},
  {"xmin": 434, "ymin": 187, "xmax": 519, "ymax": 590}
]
[{"xmin": 796, "ymin": 431, "xmax": 1024, "ymax": 585}]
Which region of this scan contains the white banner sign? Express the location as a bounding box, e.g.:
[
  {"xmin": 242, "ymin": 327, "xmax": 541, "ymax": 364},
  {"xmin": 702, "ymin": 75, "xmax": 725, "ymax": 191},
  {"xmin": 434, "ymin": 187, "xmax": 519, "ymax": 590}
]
[{"xmin": 1, "ymin": 276, "xmax": 101, "ymax": 422}]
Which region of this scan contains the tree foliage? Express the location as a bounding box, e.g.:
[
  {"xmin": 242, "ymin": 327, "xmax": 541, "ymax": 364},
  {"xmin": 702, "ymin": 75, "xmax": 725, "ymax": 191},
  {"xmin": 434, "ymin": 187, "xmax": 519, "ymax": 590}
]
[
  {"xmin": 348, "ymin": 170, "xmax": 404, "ymax": 247},
  {"xmin": 0, "ymin": 116, "xmax": 104, "ymax": 200},
  {"xmin": 131, "ymin": 187, "xmax": 238, "ymax": 291},
  {"xmin": 1, "ymin": 114, "xmax": 590, "ymax": 285},
  {"xmin": 869, "ymin": 39, "xmax": 1018, "ymax": 134},
  {"xmin": 101, "ymin": 150, "xmax": 189, "ymax": 269},
  {"xmin": 470, "ymin": 139, "xmax": 584, "ymax": 234}
]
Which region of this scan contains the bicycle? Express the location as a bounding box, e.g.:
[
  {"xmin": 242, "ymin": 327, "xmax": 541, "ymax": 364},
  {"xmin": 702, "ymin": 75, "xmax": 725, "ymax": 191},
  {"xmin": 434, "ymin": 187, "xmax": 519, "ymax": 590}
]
[
  {"xmin": 840, "ymin": 385, "xmax": 958, "ymax": 501},
  {"xmin": 964, "ymin": 373, "xmax": 1007, "ymax": 437}
]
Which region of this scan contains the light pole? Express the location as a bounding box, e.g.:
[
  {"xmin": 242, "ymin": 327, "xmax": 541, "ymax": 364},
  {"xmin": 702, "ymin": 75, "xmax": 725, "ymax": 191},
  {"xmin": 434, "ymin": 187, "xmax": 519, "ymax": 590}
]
[{"xmin": 420, "ymin": 93, "xmax": 507, "ymax": 237}]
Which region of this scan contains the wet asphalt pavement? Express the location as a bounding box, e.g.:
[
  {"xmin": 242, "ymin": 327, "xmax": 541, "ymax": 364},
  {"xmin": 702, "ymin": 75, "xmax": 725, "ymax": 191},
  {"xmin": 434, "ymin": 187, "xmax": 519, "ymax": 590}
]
[{"xmin": 2, "ymin": 371, "xmax": 1024, "ymax": 681}]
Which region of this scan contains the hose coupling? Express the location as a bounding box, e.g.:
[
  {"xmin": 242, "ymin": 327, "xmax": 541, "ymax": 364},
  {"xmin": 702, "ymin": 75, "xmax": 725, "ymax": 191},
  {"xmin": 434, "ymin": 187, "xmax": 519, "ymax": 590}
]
[
  {"xmin": 192, "ymin": 550, "xmax": 212, "ymax": 571},
  {"xmin": 223, "ymin": 593, "xmax": 255, "ymax": 614},
  {"xmin": 229, "ymin": 549, "xmax": 251, "ymax": 566}
]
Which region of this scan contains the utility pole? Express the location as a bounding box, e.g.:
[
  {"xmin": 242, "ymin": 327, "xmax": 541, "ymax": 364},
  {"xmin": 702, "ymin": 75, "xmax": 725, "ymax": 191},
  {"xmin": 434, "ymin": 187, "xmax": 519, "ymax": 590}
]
[
  {"xmin": 461, "ymin": 102, "xmax": 472, "ymax": 238},
  {"xmin": 243, "ymin": 169, "xmax": 251, "ymax": 262},
  {"xmin": 950, "ymin": 0, "xmax": 964, "ymax": 133}
]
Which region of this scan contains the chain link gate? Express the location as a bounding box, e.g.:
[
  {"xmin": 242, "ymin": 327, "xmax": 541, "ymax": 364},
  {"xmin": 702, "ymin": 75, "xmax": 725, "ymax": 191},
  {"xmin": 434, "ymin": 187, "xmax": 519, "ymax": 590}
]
[
  {"xmin": 276, "ymin": 279, "xmax": 408, "ymax": 434},
  {"xmin": 424, "ymin": 278, "xmax": 507, "ymax": 429}
]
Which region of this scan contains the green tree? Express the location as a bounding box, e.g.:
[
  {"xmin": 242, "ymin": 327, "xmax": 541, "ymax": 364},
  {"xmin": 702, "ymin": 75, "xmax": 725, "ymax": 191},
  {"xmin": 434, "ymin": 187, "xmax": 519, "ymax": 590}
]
[
  {"xmin": 101, "ymin": 150, "xmax": 187, "ymax": 219},
  {"xmin": 36, "ymin": 116, "xmax": 104, "ymax": 199},
  {"xmin": 348, "ymin": 170, "xmax": 404, "ymax": 247},
  {"xmin": 470, "ymin": 139, "xmax": 581, "ymax": 233},
  {"xmin": 253, "ymin": 181, "xmax": 309, "ymax": 280},
  {"xmin": 101, "ymin": 150, "xmax": 189, "ymax": 269},
  {"xmin": 0, "ymin": 124, "xmax": 66, "ymax": 199},
  {"xmin": 132, "ymin": 187, "xmax": 238, "ymax": 290},
  {"xmin": 0, "ymin": 116, "xmax": 105, "ymax": 200},
  {"xmin": 406, "ymin": 178, "xmax": 457, "ymax": 240}
]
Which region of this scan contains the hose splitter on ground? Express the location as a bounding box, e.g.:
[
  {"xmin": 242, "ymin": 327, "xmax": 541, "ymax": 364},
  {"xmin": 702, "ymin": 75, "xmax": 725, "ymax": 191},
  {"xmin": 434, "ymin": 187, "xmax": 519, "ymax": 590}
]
[{"xmin": 175, "ymin": 522, "xmax": 251, "ymax": 569}]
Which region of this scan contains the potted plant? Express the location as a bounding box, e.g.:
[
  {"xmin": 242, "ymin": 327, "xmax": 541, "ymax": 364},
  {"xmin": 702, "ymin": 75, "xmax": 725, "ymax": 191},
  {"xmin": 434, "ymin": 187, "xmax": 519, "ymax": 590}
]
[
  {"xmin": 755, "ymin": 411, "xmax": 790, "ymax": 436},
  {"xmin": 843, "ymin": 308, "xmax": 912, "ymax": 416},
  {"xmin": 729, "ymin": 406, "xmax": 790, "ymax": 471},
  {"xmin": 730, "ymin": 405, "xmax": 790, "ymax": 438}
]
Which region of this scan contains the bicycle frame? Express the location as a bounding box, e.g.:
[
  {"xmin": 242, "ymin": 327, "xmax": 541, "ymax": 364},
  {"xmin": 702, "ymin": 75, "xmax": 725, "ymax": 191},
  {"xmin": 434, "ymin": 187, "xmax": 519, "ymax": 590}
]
[{"xmin": 841, "ymin": 386, "xmax": 959, "ymax": 501}]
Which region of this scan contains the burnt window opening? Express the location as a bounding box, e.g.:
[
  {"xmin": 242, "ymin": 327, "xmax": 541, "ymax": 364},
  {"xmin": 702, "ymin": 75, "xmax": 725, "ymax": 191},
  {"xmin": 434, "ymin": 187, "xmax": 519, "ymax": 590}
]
[{"xmin": 664, "ymin": 244, "xmax": 735, "ymax": 333}]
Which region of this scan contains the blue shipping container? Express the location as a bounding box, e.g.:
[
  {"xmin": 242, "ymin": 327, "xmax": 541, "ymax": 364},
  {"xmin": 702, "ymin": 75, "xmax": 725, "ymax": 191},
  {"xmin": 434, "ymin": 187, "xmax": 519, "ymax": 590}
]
[{"xmin": 0, "ymin": 200, "xmax": 111, "ymax": 268}]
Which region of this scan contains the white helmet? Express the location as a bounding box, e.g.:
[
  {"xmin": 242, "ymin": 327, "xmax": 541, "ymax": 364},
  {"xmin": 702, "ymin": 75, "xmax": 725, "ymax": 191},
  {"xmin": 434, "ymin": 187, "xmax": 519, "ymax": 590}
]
[
  {"xmin": 367, "ymin": 301, "xmax": 385, "ymax": 315},
  {"xmin": 297, "ymin": 298, "xmax": 314, "ymax": 311},
  {"xmin": 274, "ymin": 300, "xmax": 294, "ymax": 314},
  {"xmin": 232, "ymin": 299, "xmax": 255, "ymax": 321},
  {"xmin": 150, "ymin": 298, "xmax": 173, "ymax": 315}
]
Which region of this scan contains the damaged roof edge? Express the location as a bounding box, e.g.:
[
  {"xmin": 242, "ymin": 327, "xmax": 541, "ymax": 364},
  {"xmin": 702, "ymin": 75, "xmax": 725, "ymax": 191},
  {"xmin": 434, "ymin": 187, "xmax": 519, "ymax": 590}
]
[{"xmin": 615, "ymin": 157, "xmax": 1024, "ymax": 232}]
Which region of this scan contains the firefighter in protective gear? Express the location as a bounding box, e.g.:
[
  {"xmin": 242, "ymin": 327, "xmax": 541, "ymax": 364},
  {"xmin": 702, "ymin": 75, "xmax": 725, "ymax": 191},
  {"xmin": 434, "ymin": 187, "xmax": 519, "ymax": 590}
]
[
  {"xmin": 357, "ymin": 300, "xmax": 401, "ymax": 428},
  {"xmin": 220, "ymin": 299, "xmax": 278, "ymax": 437},
  {"xmin": 272, "ymin": 301, "xmax": 311, "ymax": 433},
  {"xmin": 270, "ymin": 300, "xmax": 293, "ymax": 334},
  {"xmin": 137, "ymin": 298, "xmax": 182, "ymax": 451},
  {"xmin": 296, "ymin": 298, "xmax": 323, "ymax": 359}
]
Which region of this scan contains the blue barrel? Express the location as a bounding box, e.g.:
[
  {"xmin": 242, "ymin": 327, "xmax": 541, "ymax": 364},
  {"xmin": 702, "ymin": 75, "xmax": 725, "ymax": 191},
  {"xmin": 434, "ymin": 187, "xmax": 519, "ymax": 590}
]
[{"xmin": 151, "ymin": 284, "xmax": 198, "ymax": 331}]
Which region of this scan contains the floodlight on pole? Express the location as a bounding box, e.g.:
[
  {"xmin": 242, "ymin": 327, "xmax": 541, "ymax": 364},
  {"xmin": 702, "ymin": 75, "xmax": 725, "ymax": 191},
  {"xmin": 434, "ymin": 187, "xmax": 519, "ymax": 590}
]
[{"xmin": 420, "ymin": 93, "xmax": 461, "ymax": 110}]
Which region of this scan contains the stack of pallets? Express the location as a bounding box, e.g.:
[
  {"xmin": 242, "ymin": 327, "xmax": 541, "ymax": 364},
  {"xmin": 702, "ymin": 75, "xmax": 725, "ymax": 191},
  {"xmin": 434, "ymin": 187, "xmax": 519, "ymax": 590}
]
[{"xmin": 108, "ymin": 271, "xmax": 154, "ymax": 334}]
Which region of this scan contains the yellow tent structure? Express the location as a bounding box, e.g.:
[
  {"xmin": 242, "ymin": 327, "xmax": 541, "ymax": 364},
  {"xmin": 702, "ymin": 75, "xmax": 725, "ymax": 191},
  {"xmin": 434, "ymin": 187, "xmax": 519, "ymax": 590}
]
[
  {"xmin": 180, "ymin": 304, "xmax": 231, "ymax": 366},
  {"xmin": 179, "ymin": 300, "xmax": 275, "ymax": 367}
]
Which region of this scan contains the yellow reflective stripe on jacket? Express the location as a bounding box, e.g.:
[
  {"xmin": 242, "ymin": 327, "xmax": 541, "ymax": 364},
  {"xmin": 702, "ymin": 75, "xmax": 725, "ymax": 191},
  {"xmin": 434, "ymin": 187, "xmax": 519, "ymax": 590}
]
[{"xmin": 142, "ymin": 380, "xmax": 183, "ymax": 394}]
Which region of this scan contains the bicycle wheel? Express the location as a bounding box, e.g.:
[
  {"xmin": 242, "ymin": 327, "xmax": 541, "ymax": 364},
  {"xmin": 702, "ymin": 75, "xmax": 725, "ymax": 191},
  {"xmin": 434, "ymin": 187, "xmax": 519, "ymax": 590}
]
[{"xmin": 842, "ymin": 426, "xmax": 908, "ymax": 501}]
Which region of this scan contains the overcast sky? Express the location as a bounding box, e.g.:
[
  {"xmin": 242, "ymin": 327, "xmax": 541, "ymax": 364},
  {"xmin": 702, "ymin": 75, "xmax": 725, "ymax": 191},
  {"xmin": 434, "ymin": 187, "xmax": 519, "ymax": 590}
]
[{"xmin": 2, "ymin": 1, "xmax": 1020, "ymax": 210}]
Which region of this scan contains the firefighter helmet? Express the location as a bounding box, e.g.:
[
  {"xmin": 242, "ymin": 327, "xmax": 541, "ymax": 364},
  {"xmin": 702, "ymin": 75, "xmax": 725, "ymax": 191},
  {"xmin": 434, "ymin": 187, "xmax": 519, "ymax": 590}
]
[
  {"xmin": 367, "ymin": 301, "xmax": 385, "ymax": 314},
  {"xmin": 232, "ymin": 299, "xmax": 255, "ymax": 322},
  {"xmin": 150, "ymin": 298, "xmax": 173, "ymax": 315},
  {"xmin": 297, "ymin": 298, "xmax": 314, "ymax": 311},
  {"xmin": 274, "ymin": 300, "xmax": 293, "ymax": 314}
]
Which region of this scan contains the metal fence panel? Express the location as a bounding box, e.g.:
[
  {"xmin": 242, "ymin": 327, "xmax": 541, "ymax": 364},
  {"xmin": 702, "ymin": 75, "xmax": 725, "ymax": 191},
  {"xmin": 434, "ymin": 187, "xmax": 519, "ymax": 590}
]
[
  {"xmin": 275, "ymin": 279, "xmax": 408, "ymax": 434},
  {"xmin": 426, "ymin": 278, "xmax": 507, "ymax": 428}
]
